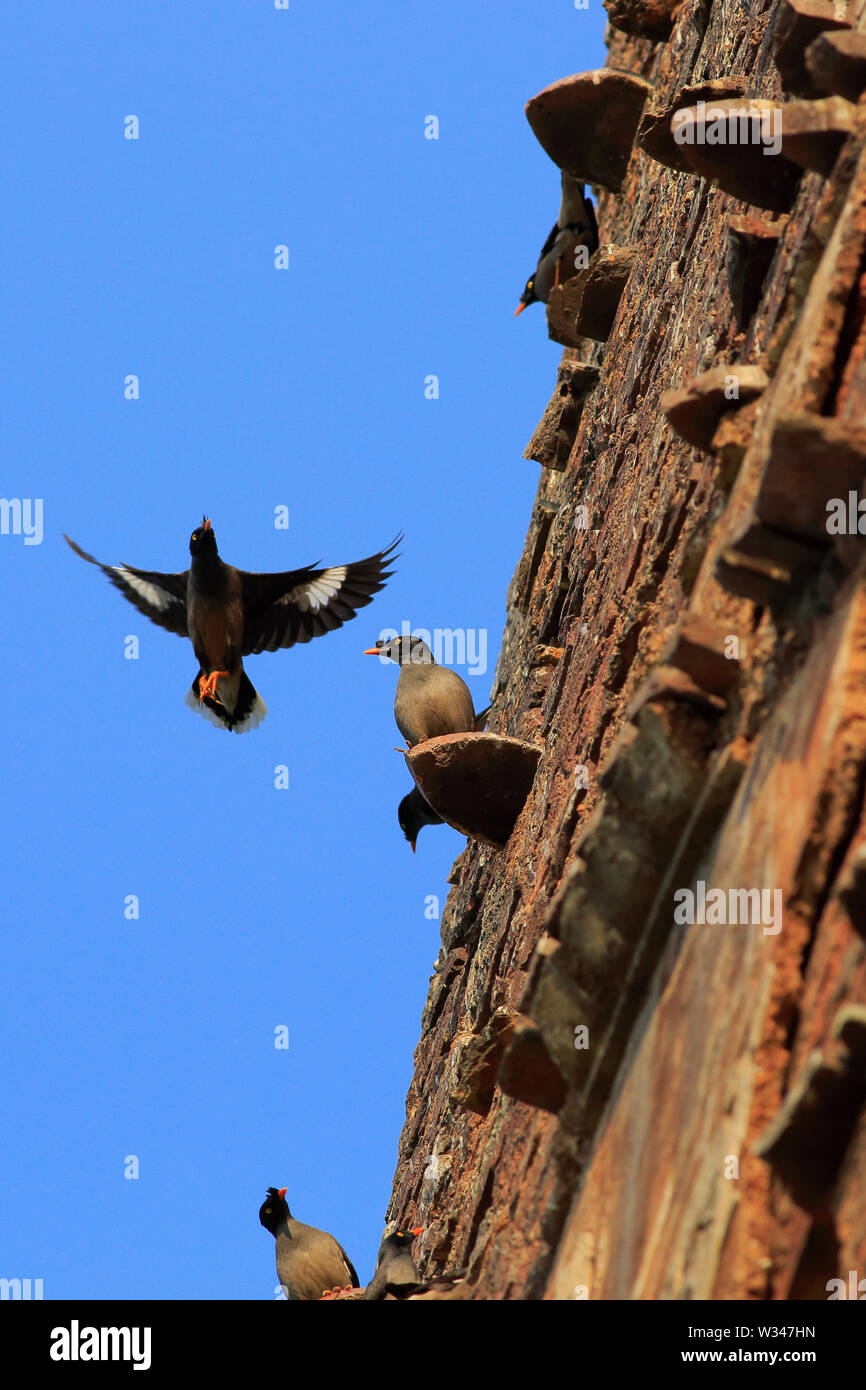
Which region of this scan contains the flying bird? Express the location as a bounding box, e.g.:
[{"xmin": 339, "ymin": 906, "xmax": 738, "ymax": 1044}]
[
  {"xmin": 515, "ymin": 171, "xmax": 598, "ymax": 315},
  {"xmin": 363, "ymin": 635, "xmax": 483, "ymax": 749},
  {"xmin": 363, "ymin": 1226, "xmax": 424, "ymax": 1301},
  {"xmin": 258, "ymin": 1187, "xmax": 359, "ymax": 1300},
  {"xmin": 64, "ymin": 520, "xmax": 399, "ymax": 732}
]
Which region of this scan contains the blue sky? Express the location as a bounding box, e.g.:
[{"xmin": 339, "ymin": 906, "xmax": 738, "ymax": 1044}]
[{"xmin": 1, "ymin": 3, "xmax": 605, "ymax": 1298}]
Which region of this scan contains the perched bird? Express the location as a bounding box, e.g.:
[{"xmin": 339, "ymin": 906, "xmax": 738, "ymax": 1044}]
[
  {"xmin": 364, "ymin": 635, "xmax": 482, "ymax": 749},
  {"xmin": 363, "ymin": 1226, "xmax": 424, "ymax": 1301},
  {"xmin": 398, "ymin": 787, "xmax": 444, "ymax": 852},
  {"xmin": 258, "ymin": 1187, "xmax": 359, "ymax": 1300},
  {"xmin": 515, "ymin": 172, "xmax": 598, "ymax": 315},
  {"xmin": 64, "ymin": 521, "xmax": 399, "ymax": 732}
]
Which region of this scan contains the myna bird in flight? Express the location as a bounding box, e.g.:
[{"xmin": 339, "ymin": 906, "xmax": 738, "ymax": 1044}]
[
  {"xmin": 258, "ymin": 1187, "xmax": 359, "ymax": 1300},
  {"xmin": 64, "ymin": 520, "xmax": 400, "ymax": 732},
  {"xmin": 515, "ymin": 171, "xmax": 598, "ymax": 315}
]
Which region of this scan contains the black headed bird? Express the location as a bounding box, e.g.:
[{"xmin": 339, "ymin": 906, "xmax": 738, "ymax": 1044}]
[
  {"xmin": 363, "ymin": 1226, "xmax": 424, "ymax": 1301},
  {"xmin": 363, "ymin": 634, "xmax": 482, "ymax": 749},
  {"xmin": 258, "ymin": 1187, "xmax": 359, "ymax": 1300},
  {"xmin": 398, "ymin": 787, "xmax": 444, "ymax": 852},
  {"xmin": 64, "ymin": 520, "xmax": 399, "ymax": 732},
  {"xmin": 515, "ymin": 172, "xmax": 598, "ymax": 316}
]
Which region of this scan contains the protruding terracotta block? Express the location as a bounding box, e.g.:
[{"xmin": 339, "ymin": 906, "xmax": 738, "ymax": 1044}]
[
  {"xmin": 546, "ymin": 280, "xmax": 593, "ymax": 349},
  {"xmin": 567, "ymin": 245, "xmax": 637, "ymax": 341},
  {"xmin": 726, "ymin": 213, "xmax": 786, "ymax": 329},
  {"xmin": 672, "ymin": 101, "xmax": 802, "ymax": 212},
  {"xmin": 523, "ymin": 360, "xmax": 600, "ymax": 470},
  {"xmin": 525, "ymin": 70, "xmax": 653, "ymax": 191},
  {"xmin": 497, "ymin": 1016, "xmax": 567, "ymax": 1114},
  {"xmin": 662, "ymin": 613, "xmax": 743, "ymax": 696},
  {"xmin": 806, "ymin": 29, "xmax": 866, "ymax": 100},
  {"xmin": 660, "ymin": 364, "xmax": 769, "ymax": 450},
  {"xmin": 604, "ymin": 0, "xmax": 682, "ymax": 41},
  {"xmin": 716, "ymin": 518, "xmax": 821, "ymax": 604},
  {"xmin": 637, "ymin": 79, "xmax": 746, "ymax": 173},
  {"xmin": 756, "ymin": 410, "xmax": 866, "ymax": 541},
  {"xmin": 453, "ymin": 1012, "xmax": 514, "ymax": 1116},
  {"xmin": 405, "ymin": 732, "xmax": 542, "ymax": 848},
  {"xmin": 780, "ymin": 96, "xmax": 858, "ymax": 174},
  {"xmin": 773, "ymin": 0, "xmax": 852, "ymax": 96},
  {"xmin": 754, "ymin": 1018, "xmax": 866, "ymax": 1210},
  {"xmin": 626, "ymin": 665, "xmax": 727, "ymax": 719}
]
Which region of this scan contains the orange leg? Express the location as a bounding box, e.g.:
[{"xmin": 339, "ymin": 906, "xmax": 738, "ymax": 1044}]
[
  {"xmin": 199, "ymin": 670, "xmax": 229, "ymax": 703},
  {"xmin": 554, "ymin": 257, "xmax": 562, "ymax": 288}
]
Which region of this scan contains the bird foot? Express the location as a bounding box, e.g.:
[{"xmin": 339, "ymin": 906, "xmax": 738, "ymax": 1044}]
[
  {"xmin": 393, "ymin": 744, "xmax": 412, "ymax": 754},
  {"xmin": 319, "ymin": 1285, "xmax": 355, "ymax": 1300},
  {"xmin": 199, "ymin": 670, "xmax": 229, "ymax": 703}
]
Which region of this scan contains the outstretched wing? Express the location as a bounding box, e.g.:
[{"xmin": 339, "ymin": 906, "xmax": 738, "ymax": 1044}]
[
  {"xmin": 239, "ymin": 535, "xmax": 401, "ymax": 655},
  {"xmin": 64, "ymin": 534, "xmax": 189, "ymax": 637}
]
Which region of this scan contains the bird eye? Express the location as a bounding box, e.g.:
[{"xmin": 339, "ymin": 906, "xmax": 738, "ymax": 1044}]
[
  {"xmin": 265, "ymin": 1207, "xmax": 271, "ymax": 1214},
  {"xmin": 396, "ymin": 1231, "xmax": 404, "ymax": 1238},
  {"xmin": 528, "ymin": 279, "xmax": 534, "ymax": 289}
]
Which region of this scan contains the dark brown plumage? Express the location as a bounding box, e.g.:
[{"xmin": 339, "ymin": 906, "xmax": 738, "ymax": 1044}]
[
  {"xmin": 258, "ymin": 1187, "xmax": 359, "ymax": 1301},
  {"xmin": 65, "ymin": 519, "xmax": 399, "ymax": 732}
]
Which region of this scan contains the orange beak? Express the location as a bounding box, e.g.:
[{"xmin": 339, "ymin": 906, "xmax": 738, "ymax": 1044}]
[
  {"xmin": 411, "ymin": 1226, "xmax": 423, "ymax": 1237},
  {"xmin": 203, "ymin": 518, "xmax": 212, "ymax": 531},
  {"xmin": 409, "ymin": 840, "xmax": 417, "ymax": 854},
  {"xmin": 514, "ymin": 302, "xmax": 527, "ymax": 317},
  {"xmin": 278, "ymin": 1187, "xmax": 287, "ymax": 1199},
  {"xmin": 363, "ymin": 647, "xmax": 381, "ymax": 655}
]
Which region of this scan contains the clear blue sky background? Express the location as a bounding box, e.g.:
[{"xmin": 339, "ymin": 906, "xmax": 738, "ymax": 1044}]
[{"xmin": 1, "ymin": 2, "xmax": 605, "ymax": 1299}]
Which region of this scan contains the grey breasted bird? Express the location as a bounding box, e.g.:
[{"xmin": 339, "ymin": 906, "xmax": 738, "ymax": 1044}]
[
  {"xmin": 364, "ymin": 635, "xmax": 481, "ymax": 748},
  {"xmin": 515, "ymin": 172, "xmax": 598, "ymax": 315},
  {"xmin": 258, "ymin": 1187, "xmax": 359, "ymax": 1300},
  {"xmin": 64, "ymin": 520, "xmax": 399, "ymax": 732},
  {"xmin": 362, "ymin": 1226, "xmax": 424, "ymax": 1301}
]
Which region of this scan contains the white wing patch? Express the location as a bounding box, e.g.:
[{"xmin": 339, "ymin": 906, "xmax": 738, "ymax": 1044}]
[
  {"xmin": 282, "ymin": 566, "xmax": 348, "ymax": 612},
  {"xmin": 112, "ymin": 567, "xmax": 178, "ymax": 613}
]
